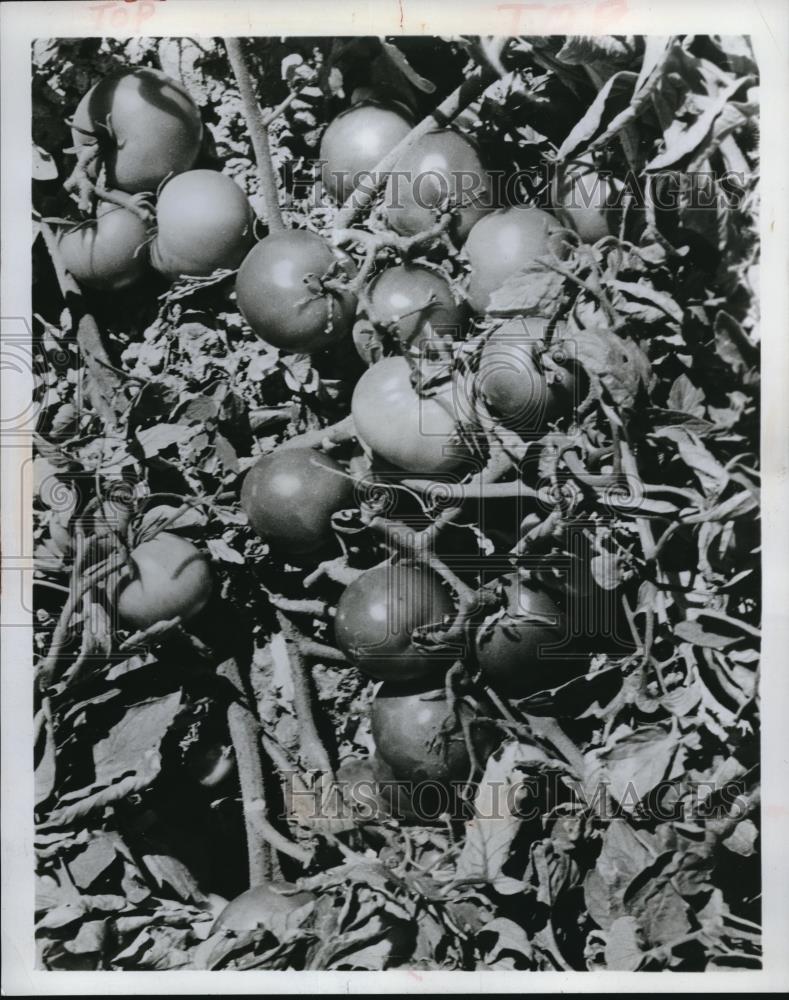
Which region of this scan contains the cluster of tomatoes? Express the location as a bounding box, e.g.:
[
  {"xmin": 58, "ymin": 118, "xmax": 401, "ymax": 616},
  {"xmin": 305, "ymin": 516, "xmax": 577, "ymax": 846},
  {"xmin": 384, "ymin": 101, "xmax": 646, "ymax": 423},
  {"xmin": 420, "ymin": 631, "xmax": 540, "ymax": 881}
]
[{"xmin": 58, "ymin": 65, "xmax": 615, "ymax": 820}]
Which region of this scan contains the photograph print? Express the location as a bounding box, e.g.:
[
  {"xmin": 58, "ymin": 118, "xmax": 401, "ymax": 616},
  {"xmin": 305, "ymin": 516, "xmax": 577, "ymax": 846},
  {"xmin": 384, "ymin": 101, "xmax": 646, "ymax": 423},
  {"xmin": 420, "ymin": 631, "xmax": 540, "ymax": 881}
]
[{"xmin": 28, "ymin": 31, "xmax": 761, "ymax": 974}]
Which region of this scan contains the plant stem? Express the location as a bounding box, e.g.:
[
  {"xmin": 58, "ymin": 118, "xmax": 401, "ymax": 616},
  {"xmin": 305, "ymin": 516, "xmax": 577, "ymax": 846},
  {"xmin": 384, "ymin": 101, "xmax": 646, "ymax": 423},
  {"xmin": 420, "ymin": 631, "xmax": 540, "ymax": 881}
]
[
  {"xmin": 224, "ymin": 38, "xmax": 285, "ymax": 233},
  {"xmin": 219, "ymin": 657, "xmax": 312, "ymax": 879},
  {"xmin": 276, "ymin": 612, "xmax": 334, "ymax": 775}
]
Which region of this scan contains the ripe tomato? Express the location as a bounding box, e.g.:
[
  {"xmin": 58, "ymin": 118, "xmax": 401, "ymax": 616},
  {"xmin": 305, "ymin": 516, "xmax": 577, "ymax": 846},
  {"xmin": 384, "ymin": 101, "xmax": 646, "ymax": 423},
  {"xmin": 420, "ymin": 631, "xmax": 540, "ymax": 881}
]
[
  {"xmin": 58, "ymin": 204, "xmax": 149, "ymax": 291},
  {"xmin": 384, "ymin": 129, "xmax": 495, "ymax": 242},
  {"xmin": 359, "ymin": 263, "xmax": 466, "ymax": 363},
  {"xmin": 150, "ymin": 170, "xmax": 254, "ymax": 279},
  {"xmin": 212, "ymin": 882, "xmax": 315, "ymax": 933},
  {"xmin": 552, "ymin": 155, "xmax": 623, "ymax": 243},
  {"xmin": 334, "ymin": 563, "xmax": 455, "ymax": 682},
  {"xmin": 235, "ymin": 230, "xmax": 357, "ymax": 353},
  {"xmin": 351, "ymin": 356, "xmax": 469, "ymax": 473},
  {"xmin": 475, "ymin": 575, "xmax": 574, "ymax": 698},
  {"xmin": 70, "ymin": 67, "xmax": 203, "ymax": 193},
  {"xmin": 371, "ymin": 681, "xmax": 500, "ymax": 784},
  {"xmin": 117, "ymin": 532, "xmax": 212, "ymax": 630},
  {"xmin": 241, "ymin": 447, "xmax": 353, "ymax": 556},
  {"xmin": 320, "ymin": 103, "xmax": 412, "ymax": 204},
  {"xmin": 477, "ymin": 317, "xmax": 576, "ymax": 433},
  {"xmin": 464, "ymin": 206, "xmax": 562, "ymax": 314}
]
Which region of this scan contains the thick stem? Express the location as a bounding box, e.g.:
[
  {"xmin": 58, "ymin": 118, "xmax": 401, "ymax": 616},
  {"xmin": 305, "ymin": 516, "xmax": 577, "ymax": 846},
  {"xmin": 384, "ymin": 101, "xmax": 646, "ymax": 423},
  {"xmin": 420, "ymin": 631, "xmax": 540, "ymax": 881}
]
[
  {"xmin": 219, "ymin": 657, "xmax": 312, "ymax": 879},
  {"xmin": 224, "ymin": 38, "xmax": 285, "ymax": 233},
  {"xmin": 275, "ymin": 612, "xmax": 334, "ymax": 776}
]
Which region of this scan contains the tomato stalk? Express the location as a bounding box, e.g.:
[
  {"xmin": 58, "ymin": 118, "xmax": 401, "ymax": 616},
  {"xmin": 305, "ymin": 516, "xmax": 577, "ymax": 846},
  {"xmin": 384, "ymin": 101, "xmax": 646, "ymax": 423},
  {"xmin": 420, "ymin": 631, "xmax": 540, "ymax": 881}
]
[
  {"xmin": 224, "ymin": 38, "xmax": 285, "ymax": 233},
  {"xmin": 275, "ymin": 611, "xmax": 334, "ymax": 776},
  {"xmin": 218, "ymin": 656, "xmax": 311, "ymax": 881}
]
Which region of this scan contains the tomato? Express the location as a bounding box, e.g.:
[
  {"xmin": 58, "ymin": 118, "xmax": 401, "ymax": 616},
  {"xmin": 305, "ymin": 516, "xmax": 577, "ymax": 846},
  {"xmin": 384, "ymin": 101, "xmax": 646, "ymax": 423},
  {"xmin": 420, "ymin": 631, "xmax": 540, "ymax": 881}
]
[
  {"xmin": 235, "ymin": 230, "xmax": 357, "ymax": 353},
  {"xmin": 384, "ymin": 129, "xmax": 495, "ymax": 242},
  {"xmin": 464, "ymin": 206, "xmax": 563, "ymax": 314},
  {"xmin": 320, "ymin": 103, "xmax": 412, "ymax": 204},
  {"xmin": 552, "ymin": 154, "xmax": 623, "ymax": 243},
  {"xmin": 212, "ymin": 882, "xmax": 315, "ymax": 933},
  {"xmin": 150, "ymin": 170, "xmax": 254, "ymax": 279},
  {"xmin": 334, "ymin": 563, "xmax": 455, "ymax": 682},
  {"xmin": 58, "ymin": 204, "xmax": 149, "ymax": 291},
  {"xmin": 70, "ymin": 67, "xmax": 203, "ymax": 193},
  {"xmin": 351, "ymin": 356, "xmax": 469, "ymax": 473},
  {"xmin": 117, "ymin": 532, "xmax": 212, "ymax": 630},
  {"xmin": 475, "ymin": 575, "xmax": 575, "ymax": 698},
  {"xmin": 477, "ymin": 317, "xmax": 576, "ymax": 433},
  {"xmin": 371, "ymin": 680, "xmax": 500, "ymax": 785},
  {"xmin": 241, "ymin": 447, "xmax": 353, "ymax": 555},
  {"xmin": 359, "ymin": 263, "xmax": 466, "ymax": 363}
]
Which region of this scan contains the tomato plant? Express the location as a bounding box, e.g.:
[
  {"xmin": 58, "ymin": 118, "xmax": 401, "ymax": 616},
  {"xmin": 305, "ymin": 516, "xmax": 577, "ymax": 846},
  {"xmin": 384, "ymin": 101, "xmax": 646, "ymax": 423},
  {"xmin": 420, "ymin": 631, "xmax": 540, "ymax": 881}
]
[
  {"xmin": 464, "ymin": 205, "xmax": 563, "ymax": 314},
  {"xmin": 58, "ymin": 204, "xmax": 149, "ymax": 290},
  {"xmin": 334, "ymin": 562, "xmax": 455, "ymax": 681},
  {"xmin": 240, "ymin": 447, "xmax": 353, "ymax": 555},
  {"xmin": 384, "ymin": 128, "xmax": 495, "ymax": 241},
  {"xmin": 475, "ymin": 575, "xmax": 579, "ymax": 698},
  {"xmin": 150, "ymin": 170, "xmax": 255, "ymax": 280},
  {"xmin": 351, "ymin": 356, "xmax": 469, "ymax": 472},
  {"xmin": 359, "ymin": 262, "xmax": 466, "ymax": 362},
  {"xmin": 30, "ymin": 32, "xmax": 762, "ymax": 975},
  {"xmin": 370, "ymin": 680, "xmax": 500, "ymax": 784},
  {"xmin": 320, "ymin": 102, "xmax": 412, "ymax": 203},
  {"xmin": 235, "ymin": 229, "xmax": 357, "ymax": 352},
  {"xmin": 70, "ymin": 67, "xmax": 203, "ymax": 193},
  {"xmin": 117, "ymin": 532, "xmax": 213, "ymax": 630}
]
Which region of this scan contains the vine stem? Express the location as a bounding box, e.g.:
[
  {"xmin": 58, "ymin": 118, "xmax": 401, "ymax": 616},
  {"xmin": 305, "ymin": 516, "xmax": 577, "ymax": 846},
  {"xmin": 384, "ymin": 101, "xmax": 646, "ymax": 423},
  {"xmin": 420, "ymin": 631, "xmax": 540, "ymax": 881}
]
[
  {"xmin": 218, "ymin": 657, "xmax": 311, "ymax": 879},
  {"xmin": 38, "ymin": 557, "xmax": 122, "ymax": 690},
  {"xmin": 333, "ymin": 64, "xmax": 496, "ymax": 230},
  {"xmin": 224, "ymin": 38, "xmax": 285, "ymax": 233},
  {"xmin": 275, "ymin": 611, "xmax": 334, "ymax": 776}
]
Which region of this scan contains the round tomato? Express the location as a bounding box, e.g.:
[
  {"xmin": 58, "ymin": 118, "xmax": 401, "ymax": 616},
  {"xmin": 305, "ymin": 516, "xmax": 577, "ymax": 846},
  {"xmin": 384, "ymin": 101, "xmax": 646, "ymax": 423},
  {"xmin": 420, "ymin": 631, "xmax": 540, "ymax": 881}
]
[
  {"xmin": 552, "ymin": 154, "xmax": 623, "ymax": 243},
  {"xmin": 320, "ymin": 103, "xmax": 412, "ymax": 204},
  {"xmin": 334, "ymin": 563, "xmax": 455, "ymax": 682},
  {"xmin": 58, "ymin": 204, "xmax": 149, "ymax": 291},
  {"xmin": 117, "ymin": 532, "xmax": 212, "ymax": 630},
  {"xmin": 70, "ymin": 67, "xmax": 203, "ymax": 193},
  {"xmin": 477, "ymin": 318, "xmax": 551, "ymax": 432},
  {"xmin": 475, "ymin": 574, "xmax": 575, "ymax": 698},
  {"xmin": 351, "ymin": 356, "xmax": 469, "ymax": 473},
  {"xmin": 359, "ymin": 263, "xmax": 466, "ymax": 363},
  {"xmin": 384, "ymin": 129, "xmax": 495, "ymax": 242},
  {"xmin": 464, "ymin": 206, "xmax": 563, "ymax": 314},
  {"xmin": 371, "ymin": 680, "xmax": 500, "ymax": 785},
  {"xmin": 212, "ymin": 882, "xmax": 315, "ymax": 933},
  {"xmin": 150, "ymin": 170, "xmax": 254, "ymax": 279},
  {"xmin": 241, "ymin": 447, "xmax": 353, "ymax": 556},
  {"xmin": 235, "ymin": 230, "xmax": 357, "ymax": 353}
]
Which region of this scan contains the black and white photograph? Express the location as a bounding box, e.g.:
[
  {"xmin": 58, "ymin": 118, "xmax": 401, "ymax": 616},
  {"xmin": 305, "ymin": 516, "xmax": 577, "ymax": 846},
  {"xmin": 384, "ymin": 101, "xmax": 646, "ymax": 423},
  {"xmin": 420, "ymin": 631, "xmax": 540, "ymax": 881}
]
[{"xmin": 2, "ymin": 0, "xmax": 788, "ymax": 992}]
